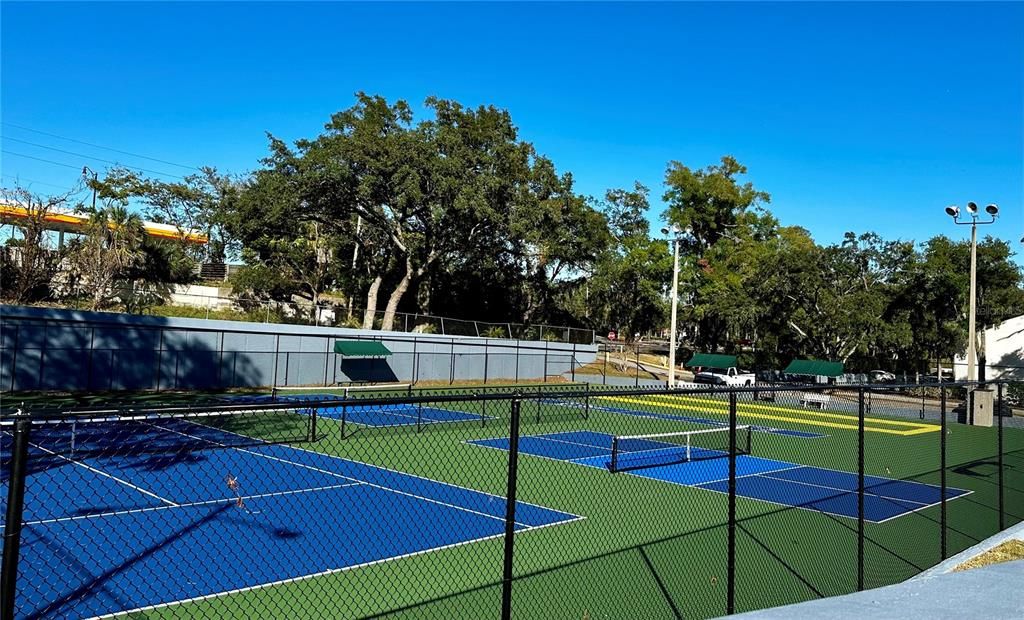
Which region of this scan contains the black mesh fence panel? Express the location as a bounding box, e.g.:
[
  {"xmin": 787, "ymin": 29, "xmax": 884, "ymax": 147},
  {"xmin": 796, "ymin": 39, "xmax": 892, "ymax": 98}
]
[{"xmin": 2, "ymin": 381, "xmax": 1022, "ymax": 619}]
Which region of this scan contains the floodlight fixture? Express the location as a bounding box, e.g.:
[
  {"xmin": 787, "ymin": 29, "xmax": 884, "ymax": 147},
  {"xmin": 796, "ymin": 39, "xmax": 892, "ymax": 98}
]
[
  {"xmin": 985, "ymin": 204, "xmax": 999, "ymax": 216},
  {"xmin": 966, "ymin": 201, "xmax": 978, "ymax": 214},
  {"xmin": 945, "ymin": 205, "xmax": 959, "ymax": 218}
]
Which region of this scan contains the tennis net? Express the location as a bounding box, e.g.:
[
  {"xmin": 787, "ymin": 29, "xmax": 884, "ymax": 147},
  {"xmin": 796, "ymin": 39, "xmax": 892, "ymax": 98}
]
[
  {"xmin": 608, "ymin": 426, "xmax": 753, "ymax": 473},
  {"xmin": 270, "ymin": 383, "xmax": 412, "ymax": 401},
  {"xmin": 3, "ymin": 405, "xmax": 316, "ymax": 460}
]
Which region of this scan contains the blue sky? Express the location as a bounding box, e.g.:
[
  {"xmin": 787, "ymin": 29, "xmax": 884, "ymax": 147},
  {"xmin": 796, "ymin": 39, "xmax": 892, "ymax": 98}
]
[{"xmin": 3, "ymin": 1, "xmax": 1022, "ymax": 255}]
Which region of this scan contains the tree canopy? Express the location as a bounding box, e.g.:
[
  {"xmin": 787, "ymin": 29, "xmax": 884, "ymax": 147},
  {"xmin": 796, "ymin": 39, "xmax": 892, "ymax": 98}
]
[{"xmin": 3, "ymin": 92, "xmax": 1021, "ymax": 371}]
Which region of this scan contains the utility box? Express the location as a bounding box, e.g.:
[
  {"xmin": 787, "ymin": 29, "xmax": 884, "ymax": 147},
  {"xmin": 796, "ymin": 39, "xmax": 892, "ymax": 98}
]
[{"xmin": 971, "ymin": 388, "xmax": 995, "ymax": 427}]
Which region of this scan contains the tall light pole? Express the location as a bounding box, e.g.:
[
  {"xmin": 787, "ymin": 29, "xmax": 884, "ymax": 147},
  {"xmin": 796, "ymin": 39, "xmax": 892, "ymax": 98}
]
[
  {"xmin": 945, "ymin": 202, "xmax": 999, "ymax": 382},
  {"xmin": 661, "ymin": 224, "xmax": 689, "ymax": 388}
]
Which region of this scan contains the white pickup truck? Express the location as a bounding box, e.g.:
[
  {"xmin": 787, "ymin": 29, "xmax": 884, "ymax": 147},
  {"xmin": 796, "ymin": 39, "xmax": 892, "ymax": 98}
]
[{"xmin": 693, "ymin": 367, "xmax": 756, "ymax": 386}]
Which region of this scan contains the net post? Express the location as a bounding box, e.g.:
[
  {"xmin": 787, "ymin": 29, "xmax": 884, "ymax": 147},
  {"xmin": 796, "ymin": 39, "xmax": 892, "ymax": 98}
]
[
  {"xmin": 857, "ymin": 386, "xmax": 865, "ymax": 591},
  {"xmin": 501, "ymin": 397, "xmax": 523, "ymax": 620},
  {"xmin": 480, "ymin": 393, "xmax": 487, "ymax": 428},
  {"xmin": 727, "ymin": 391, "xmax": 737, "ymax": 616},
  {"xmin": 940, "ymin": 385, "xmax": 947, "ymax": 560},
  {"xmin": 610, "ymin": 436, "xmax": 619, "ymax": 473},
  {"xmin": 2, "ymin": 416, "xmax": 31, "ymax": 620},
  {"xmin": 998, "ymin": 382, "xmax": 1005, "ymax": 531},
  {"xmin": 417, "ymin": 400, "xmax": 423, "ymax": 433}
]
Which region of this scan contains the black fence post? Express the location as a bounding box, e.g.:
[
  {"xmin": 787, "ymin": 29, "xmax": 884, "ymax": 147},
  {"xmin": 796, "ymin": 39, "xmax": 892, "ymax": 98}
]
[
  {"xmin": 536, "ymin": 389, "xmax": 542, "ymax": 424},
  {"xmin": 323, "ymin": 338, "xmax": 331, "ymax": 386},
  {"xmin": 484, "ymin": 341, "xmax": 489, "ymax": 384},
  {"xmin": 635, "ymin": 345, "xmax": 640, "ymax": 387},
  {"xmin": 340, "ymin": 402, "xmax": 348, "ymax": 440},
  {"xmin": 309, "ymin": 403, "xmax": 319, "ymax": 443},
  {"xmin": 940, "ymin": 385, "xmax": 947, "ymax": 560},
  {"xmin": 543, "ymin": 347, "xmax": 548, "ymax": 383},
  {"xmin": 412, "ymin": 338, "xmax": 418, "ymax": 386},
  {"xmin": 584, "ymin": 382, "xmax": 590, "ymax": 420},
  {"xmin": 857, "ymin": 387, "xmax": 865, "ymax": 591},
  {"xmin": 8, "ymin": 324, "xmax": 18, "ymax": 392},
  {"xmin": 272, "ymin": 334, "xmax": 281, "ymax": 390},
  {"xmin": 603, "ymin": 349, "xmax": 608, "ymax": 385},
  {"xmin": 501, "ymin": 397, "xmax": 523, "ymax": 620},
  {"xmin": 154, "ymin": 328, "xmax": 164, "ymax": 392},
  {"xmin": 727, "ymin": 391, "xmax": 737, "ymax": 616},
  {"xmin": 1, "ymin": 416, "xmax": 31, "ymax": 620},
  {"xmin": 998, "ymin": 382, "xmax": 1005, "ymax": 531}
]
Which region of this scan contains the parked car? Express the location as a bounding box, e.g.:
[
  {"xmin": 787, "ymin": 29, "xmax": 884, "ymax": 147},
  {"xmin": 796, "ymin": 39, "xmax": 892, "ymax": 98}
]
[
  {"xmin": 952, "ymin": 399, "xmax": 1014, "ymax": 418},
  {"xmin": 869, "ymin": 370, "xmax": 896, "ymax": 383},
  {"xmin": 693, "ymin": 367, "xmax": 756, "ymax": 386}
]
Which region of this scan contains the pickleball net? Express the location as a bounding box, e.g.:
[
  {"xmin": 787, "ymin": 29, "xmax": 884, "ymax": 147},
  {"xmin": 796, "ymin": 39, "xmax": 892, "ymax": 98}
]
[{"xmin": 608, "ymin": 426, "xmax": 753, "ymax": 473}]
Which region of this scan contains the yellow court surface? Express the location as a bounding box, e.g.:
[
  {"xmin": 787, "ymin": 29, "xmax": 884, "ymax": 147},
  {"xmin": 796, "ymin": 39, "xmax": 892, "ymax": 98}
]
[{"xmin": 597, "ymin": 393, "xmax": 940, "ymax": 436}]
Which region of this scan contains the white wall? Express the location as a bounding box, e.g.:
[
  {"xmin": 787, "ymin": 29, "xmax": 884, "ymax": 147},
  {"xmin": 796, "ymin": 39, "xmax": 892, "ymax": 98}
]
[{"xmin": 953, "ymin": 314, "xmax": 1024, "ymax": 381}]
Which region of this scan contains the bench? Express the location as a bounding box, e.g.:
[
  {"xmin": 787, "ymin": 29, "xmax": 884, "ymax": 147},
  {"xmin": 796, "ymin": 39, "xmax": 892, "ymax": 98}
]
[{"xmin": 800, "ymin": 392, "xmax": 831, "ymax": 409}]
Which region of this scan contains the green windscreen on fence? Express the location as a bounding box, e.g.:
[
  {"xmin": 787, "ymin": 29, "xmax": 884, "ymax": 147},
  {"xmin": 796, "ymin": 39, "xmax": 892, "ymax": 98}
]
[
  {"xmin": 333, "ymin": 340, "xmax": 392, "ymax": 357},
  {"xmin": 783, "ymin": 359, "xmax": 844, "ymax": 377},
  {"xmin": 686, "ymin": 353, "xmax": 737, "ymax": 369}
]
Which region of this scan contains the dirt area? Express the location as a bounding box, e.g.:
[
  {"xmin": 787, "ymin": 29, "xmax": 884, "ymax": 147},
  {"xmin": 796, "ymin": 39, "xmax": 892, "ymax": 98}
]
[{"xmin": 953, "ymin": 540, "xmax": 1024, "ymax": 572}]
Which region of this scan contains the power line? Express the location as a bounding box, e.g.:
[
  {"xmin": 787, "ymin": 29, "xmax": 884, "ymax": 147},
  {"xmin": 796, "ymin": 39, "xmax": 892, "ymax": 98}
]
[
  {"xmin": 3, "ymin": 136, "xmax": 186, "ymax": 180},
  {"xmin": 2, "ymin": 150, "xmax": 84, "ymax": 171},
  {"xmin": 0, "ymin": 173, "xmax": 80, "ymax": 191},
  {"xmin": 1, "ymin": 121, "xmax": 199, "ymax": 171}
]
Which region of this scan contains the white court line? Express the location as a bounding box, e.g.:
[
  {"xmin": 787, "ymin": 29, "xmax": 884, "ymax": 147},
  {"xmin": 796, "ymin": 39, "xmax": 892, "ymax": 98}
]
[
  {"xmin": 151, "ymin": 422, "xmax": 546, "ymax": 529},
  {"xmin": 22, "ymin": 437, "xmax": 178, "ymax": 508},
  {"xmin": 756, "ymin": 470, "xmax": 935, "ymax": 506},
  {"xmin": 319, "ymin": 404, "xmax": 489, "ymax": 427},
  {"xmin": 470, "ymin": 434, "xmax": 974, "ymax": 525},
  {"xmin": 201, "ymin": 422, "xmax": 578, "ymax": 518},
  {"xmin": 756, "ymin": 469, "xmax": 975, "ymax": 514},
  {"xmin": 90, "ymin": 512, "xmax": 586, "ymax": 620},
  {"xmin": 24, "ymin": 482, "xmax": 361, "ymax": 527}
]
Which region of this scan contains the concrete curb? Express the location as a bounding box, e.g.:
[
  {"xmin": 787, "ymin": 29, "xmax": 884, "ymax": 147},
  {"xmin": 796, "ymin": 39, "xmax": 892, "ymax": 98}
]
[{"xmin": 914, "ymin": 519, "xmax": 1024, "ymax": 579}]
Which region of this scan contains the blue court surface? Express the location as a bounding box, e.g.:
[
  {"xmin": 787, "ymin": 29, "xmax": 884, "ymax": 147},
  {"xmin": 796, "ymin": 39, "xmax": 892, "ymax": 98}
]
[
  {"xmin": 229, "ymin": 393, "xmax": 487, "ymax": 428},
  {"xmin": 540, "ymin": 398, "xmax": 825, "ymax": 439},
  {"xmin": 0, "ymin": 420, "xmax": 579, "ymax": 619},
  {"xmin": 469, "ymin": 431, "xmax": 970, "ymax": 524}
]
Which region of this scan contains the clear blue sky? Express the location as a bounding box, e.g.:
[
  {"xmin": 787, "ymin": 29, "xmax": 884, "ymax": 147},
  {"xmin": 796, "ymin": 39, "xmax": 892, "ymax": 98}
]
[{"xmin": 3, "ymin": 1, "xmax": 1022, "ymax": 255}]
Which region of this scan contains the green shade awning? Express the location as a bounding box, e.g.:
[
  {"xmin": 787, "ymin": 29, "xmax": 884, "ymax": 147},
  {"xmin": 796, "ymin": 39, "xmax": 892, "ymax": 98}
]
[
  {"xmin": 784, "ymin": 359, "xmax": 844, "ymax": 377},
  {"xmin": 686, "ymin": 353, "xmax": 738, "ymax": 369},
  {"xmin": 334, "ymin": 341, "xmax": 392, "ymax": 357}
]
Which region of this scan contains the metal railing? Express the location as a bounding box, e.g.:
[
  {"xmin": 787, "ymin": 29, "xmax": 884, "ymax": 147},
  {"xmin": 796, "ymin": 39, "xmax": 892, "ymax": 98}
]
[
  {"xmin": 14, "ymin": 286, "xmax": 595, "ymax": 344},
  {"xmin": 1, "ymin": 381, "xmax": 1020, "ymax": 619}
]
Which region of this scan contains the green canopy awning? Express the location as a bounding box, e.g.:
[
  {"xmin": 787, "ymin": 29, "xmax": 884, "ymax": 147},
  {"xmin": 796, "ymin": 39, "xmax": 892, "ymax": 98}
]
[
  {"xmin": 686, "ymin": 353, "xmax": 737, "ymax": 369},
  {"xmin": 334, "ymin": 341, "xmax": 392, "ymax": 357},
  {"xmin": 784, "ymin": 359, "xmax": 844, "ymax": 377}
]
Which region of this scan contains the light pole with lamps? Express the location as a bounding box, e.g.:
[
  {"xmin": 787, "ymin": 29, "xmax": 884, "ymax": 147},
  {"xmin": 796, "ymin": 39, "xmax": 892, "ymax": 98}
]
[
  {"xmin": 661, "ymin": 224, "xmax": 690, "ymax": 388},
  {"xmin": 944, "ymin": 201, "xmax": 999, "ymax": 383}
]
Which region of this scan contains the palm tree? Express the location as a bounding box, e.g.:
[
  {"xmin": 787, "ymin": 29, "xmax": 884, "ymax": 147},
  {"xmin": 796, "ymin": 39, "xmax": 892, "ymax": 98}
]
[{"xmin": 72, "ymin": 205, "xmax": 145, "ymax": 310}]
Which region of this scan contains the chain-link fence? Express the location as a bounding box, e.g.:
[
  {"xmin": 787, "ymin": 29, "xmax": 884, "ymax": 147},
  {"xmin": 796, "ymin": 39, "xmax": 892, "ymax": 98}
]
[{"xmin": 2, "ymin": 382, "xmax": 1021, "ymax": 619}]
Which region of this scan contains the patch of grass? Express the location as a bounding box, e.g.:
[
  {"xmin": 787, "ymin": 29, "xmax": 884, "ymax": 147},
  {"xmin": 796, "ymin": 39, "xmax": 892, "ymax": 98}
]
[{"xmin": 954, "ymin": 540, "xmax": 1024, "ymax": 571}]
